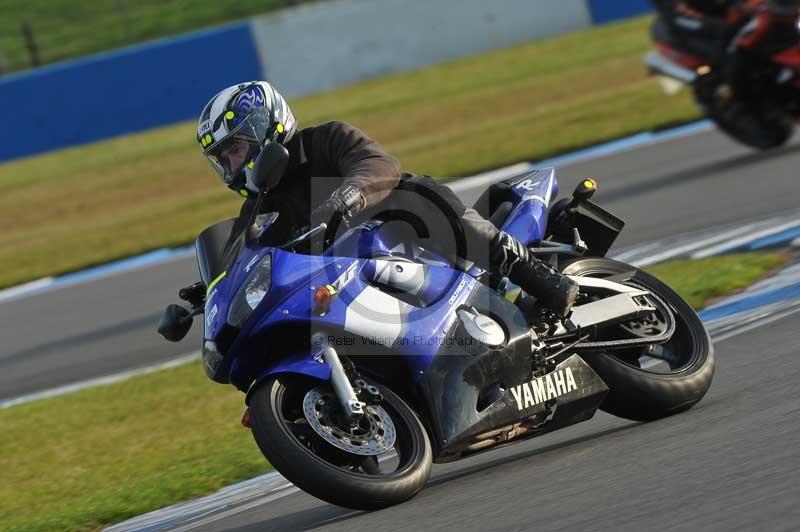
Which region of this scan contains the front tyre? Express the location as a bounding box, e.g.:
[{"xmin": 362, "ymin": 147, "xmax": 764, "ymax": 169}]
[
  {"xmin": 708, "ymin": 102, "xmax": 794, "ymax": 150},
  {"xmin": 562, "ymin": 258, "xmax": 715, "ymax": 421},
  {"xmin": 249, "ymin": 375, "xmax": 432, "ymax": 510},
  {"xmin": 694, "ymin": 76, "xmax": 794, "ymax": 150}
]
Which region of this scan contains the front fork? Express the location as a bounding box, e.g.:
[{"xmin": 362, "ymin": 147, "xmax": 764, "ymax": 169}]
[
  {"xmin": 240, "ymin": 339, "xmax": 380, "ymax": 427},
  {"xmin": 312, "ymin": 332, "xmax": 366, "ymax": 418}
]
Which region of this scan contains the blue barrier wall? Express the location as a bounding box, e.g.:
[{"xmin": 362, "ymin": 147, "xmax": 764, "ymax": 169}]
[
  {"xmin": 0, "ymin": 1, "xmax": 655, "ymax": 163},
  {"xmin": 587, "ymin": 0, "xmax": 653, "ymax": 24},
  {"xmin": 0, "ymin": 23, "xmax": 261, "ymax": 162}
]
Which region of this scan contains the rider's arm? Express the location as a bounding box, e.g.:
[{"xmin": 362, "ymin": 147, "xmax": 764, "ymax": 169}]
[{"xmin": 312, "ymin": 121, "xmax": 402, "ymax": 209}]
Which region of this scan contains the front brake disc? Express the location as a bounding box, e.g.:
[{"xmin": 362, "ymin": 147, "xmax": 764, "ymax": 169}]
[{"xmin": 302, "ymin": 386, "xmax": 396, "ymax": 456}]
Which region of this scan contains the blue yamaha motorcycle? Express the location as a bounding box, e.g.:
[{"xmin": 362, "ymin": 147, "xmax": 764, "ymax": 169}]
[{"xmin": 159, "ymin": 144, "xmax": 714, "ymax": 510}]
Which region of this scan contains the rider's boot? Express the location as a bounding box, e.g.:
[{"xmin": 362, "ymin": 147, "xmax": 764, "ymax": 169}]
[{"xmin": 490, "ymin": 231, "xmax": 578, "ymax": 318}]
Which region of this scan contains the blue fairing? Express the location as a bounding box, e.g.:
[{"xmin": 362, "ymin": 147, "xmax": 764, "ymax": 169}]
[
  {"xmin": 200, "ymin": 169, "xmax": 561, "ymax": 391},
  {"xmin": 501, "ymin": 168, "xmax": 557, "ymax": 246},
  {"xmin": 226, "ymin": 251, "xmax": 471, "ymax": 389},
  {"xmin": 239, "ymin": 348, "xmax": 331, "ymax": 391}
]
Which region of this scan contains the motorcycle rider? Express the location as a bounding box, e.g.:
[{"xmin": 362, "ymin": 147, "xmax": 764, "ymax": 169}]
[
  {"xmin": 196, "ymin": 81, "xmax": 579, "ymax": 317},
  {"xmin": 651, "ymin": 0, "xmax": 800, "ymax": 98}
]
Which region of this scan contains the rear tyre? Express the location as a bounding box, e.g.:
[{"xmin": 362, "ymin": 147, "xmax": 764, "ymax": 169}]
[
  {"xmin": 249, "ymin": 375, "xmax": 432, "ymax": 510},
  {"xmin": 562, "ymin": 258, "xmax": 715, "ymax": 421}
]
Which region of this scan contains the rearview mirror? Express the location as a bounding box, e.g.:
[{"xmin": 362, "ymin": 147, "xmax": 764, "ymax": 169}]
[
  {"xmin": 157, "ymin": 304, "xmax": 194, "ymax": 342},
  {"xmin": 251, "ymin": 142, "xmax": 290, "ymax": 192}
]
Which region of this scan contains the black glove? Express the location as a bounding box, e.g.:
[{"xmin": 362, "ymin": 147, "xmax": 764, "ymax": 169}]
[
  {"xmin": 309, "ymin": 184, "xmax": 365, "ymax": 231},
  {"xmin": 178, "ymin": 281, "xmax": 206, "ymax": 310}
]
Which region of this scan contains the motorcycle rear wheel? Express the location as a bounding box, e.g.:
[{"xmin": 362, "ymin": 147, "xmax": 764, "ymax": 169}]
[
  {"xmin": 562, "ymin": 258, "xmax": 715, "ymax": 422},
  {"xmin": 249, "ymin": 375, "xmax": 432, "ymax": 510}
]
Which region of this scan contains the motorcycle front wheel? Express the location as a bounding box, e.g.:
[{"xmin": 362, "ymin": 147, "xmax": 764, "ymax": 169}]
[
  {"xmin": 249, "ymin": 375, "xmax": 432, "ymax": 510},
  {"xmin": 694, "ymin": 76, "xmax": 794, "ymax": 150},
  {"xmin": 562, "ymin": 258, "xmax": 715, "ymax": 422}
]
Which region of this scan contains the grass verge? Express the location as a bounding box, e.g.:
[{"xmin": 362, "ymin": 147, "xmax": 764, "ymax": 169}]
[
  {"xmin": 0, "ymin": 362, "xmax": 268, "ymax": 532},
  {"xmin": 645, "ymin": 252, "xmax": 788, "ymax": 309},
  {"xmin": 0, "ymin": 0, "xmax": 304, "ymax": 73},
  {"xmin": 0, "ymin": 252, "xmax": 787, "ymax": 532},
  {"xmin": 0, "ymin": 15, "xmax": 701, "ymax": 290}
]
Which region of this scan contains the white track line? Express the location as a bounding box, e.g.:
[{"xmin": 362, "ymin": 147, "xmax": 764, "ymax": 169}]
[
  {"xmin": 0, "ymin": 277, "xmax": 54, "ymax": 304},
  {"xmin": 711, "ymin": 302, "xmax": 800, "ymax": 342},
  {"xmin": 167, "ymin": 487, "xmax": 302, "ymax": 532},
  {"xmin": 620, "ymin": 222, "xmax": 763, "ymax": 267},
  {"xmin": 448, "ymin": 162, "xmax": 534, "ymax": 193},
  {"xmin": 0, "ymin": 117, "xmax": 790, "ymax": 529},
  {"xmin": 7, "ymin": 210, "xmax": 800, "ymax": 410},
  {"xmin": 1, "ymin": 120, "xmax": 716, "ymax": 307},
  {"xmin": 103, "ymin": 279, "xmax": 800, "ymax": 531},
  {"xmin": 104, "ymin": 471, "xmax": 298, "ymax": 532},
  {"xmin": 692, "ymin": 219, "xmax": 800, "ymax": 259},
  {"xmin": 0, "ymin": 352, "xmax": 200, "ymax": 409}
]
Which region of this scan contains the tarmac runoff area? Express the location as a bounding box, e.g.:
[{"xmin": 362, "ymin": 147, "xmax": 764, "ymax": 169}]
[
  {"xmin": 107, "ymin": 122, "xmax": 800, "ymax": 531},
  {"xmin": 5, "ymin": 118, "xmax": 800, "ymax": 404},
  {"xmin": 3, "ymin": 120, "xmax": 800, "ymax": 530},
  {"xmin": 102, "ymin": 252, "xmax": 800, "ymax": 532},
  {"xmin": 0, "ymin": 120, "xmax": 717, "ymax": 308},
  {"xmin": 3, "ymin": 183, "xmax": 800, "ymax": 411}
]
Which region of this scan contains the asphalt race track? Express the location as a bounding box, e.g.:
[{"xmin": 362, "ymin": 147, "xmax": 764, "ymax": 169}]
[
  {"xmin": 3, "ymin": 127, "xmax": 800, "ymax": 400},
  {"xmin": 192, "ymin": 314, "xmax": 800, "ymax": 532},
  {"xmin": 3, "ymin": 126, "xmax": 800, "ymax": 531}
]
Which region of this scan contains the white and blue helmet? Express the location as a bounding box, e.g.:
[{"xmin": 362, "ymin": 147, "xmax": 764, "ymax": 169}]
[{"xmin": 197, "ymin": 81, "xmax": 297, "ymax": 196}]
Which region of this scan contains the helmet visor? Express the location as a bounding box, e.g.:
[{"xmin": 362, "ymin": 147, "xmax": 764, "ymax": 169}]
[{"xmin": 202, "ymin": 107, "xmax": 272, "ymax": 186}]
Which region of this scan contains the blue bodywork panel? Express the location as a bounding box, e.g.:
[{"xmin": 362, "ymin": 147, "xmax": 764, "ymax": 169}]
[{"xmin": 201, "ymin": 170, "xmax": 560, "ymax": 391}]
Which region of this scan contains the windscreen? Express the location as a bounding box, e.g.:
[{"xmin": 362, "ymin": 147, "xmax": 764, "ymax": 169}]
[
  {"xmin": 195, "ymin": 218, "xmax": 238, "ymax": 286},
  {"xmin": 195, "ymin": 213, "xmax": 280, "ymax": 285}
]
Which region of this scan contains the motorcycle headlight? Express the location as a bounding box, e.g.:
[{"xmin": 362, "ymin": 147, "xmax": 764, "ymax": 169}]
[{"xmin": 228, "ymin": 254, "xmax": 272, "ymax": 328}]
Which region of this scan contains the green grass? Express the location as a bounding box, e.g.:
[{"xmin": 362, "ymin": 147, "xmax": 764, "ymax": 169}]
[
  {"xmin": 0, "ymin": 15, "xmax": 701, "ymax": 289},
  {"xmin": 0, "ymin": 361, "xmax": 269, "ymax": 532},
  {"xmin": 645, "ymin": 252, "xmax": 789, "ymax": 309},
  {"xmin": 0, "ymin": 252, "xmax": 786, "ymax": 532},
  {"xmin": 0, "ymin": 0, "xmax": 309, "ymax": 72}
]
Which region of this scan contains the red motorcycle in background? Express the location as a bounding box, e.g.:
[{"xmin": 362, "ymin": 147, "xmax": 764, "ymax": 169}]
[{"xmin": 646, "ymin": 13, "xmax": 800, "ymax": 149}]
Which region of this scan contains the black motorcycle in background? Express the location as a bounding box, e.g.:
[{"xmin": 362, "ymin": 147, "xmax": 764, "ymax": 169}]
[{"xmin": 646, "ymin": 14, "xmax": 800, "ymax": 149}]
